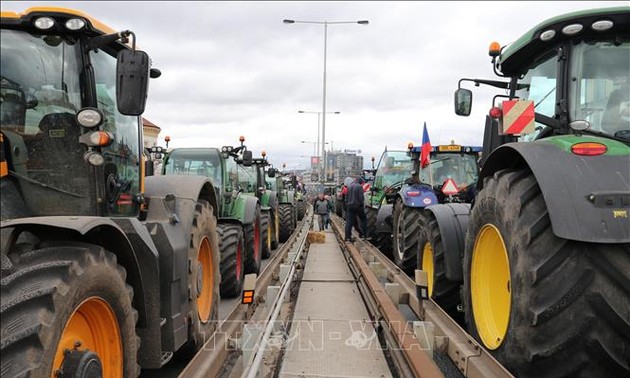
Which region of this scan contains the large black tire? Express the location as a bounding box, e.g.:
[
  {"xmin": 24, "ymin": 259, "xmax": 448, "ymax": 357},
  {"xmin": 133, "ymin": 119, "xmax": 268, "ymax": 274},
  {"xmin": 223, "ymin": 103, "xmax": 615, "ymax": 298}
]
[
  {"xmin": 335, "ymin": 199, "xmax": 343, "ymax": 217},
  {"xmin": 243, "ymin": 205, "xmax": 262, "ymax": 275},
  {"xmin": 261, "ymin": 211, "xmax": 271, "ymax": 259},
  {"xmin": 278, "ymin": 203, "xmax": 294, "ymax": 243},
  {"xmin": 218, "ymin": 223, "xmax": 245, "ymax": 298},
  {"xmin": 1, "ymin": 241, "xmax": 138, "ymax": 377},
  {"xmin": 365, "ymin": 206, "xmax": 377, "ymax": 239},
  {"xmin": 296, "ymin": 200, "xmax": 306, "ymax": 221},
  {"xmin": 187, "ymin": 200, "xmax": 220, "ymax": 350},
  {"xmin": 392, "ymin": 199, "xmax": 423, "ymax": 275},
  {"xmin": 463, "ymin": 168, "xmax": 630, "ymax": 377},
  {"xmin": 270, "ymin": 208, "xmax": 279, "ymax": 250},
  {"xmin": 417, "ymin": 214, "xmax": 462, "ymax": 324}
]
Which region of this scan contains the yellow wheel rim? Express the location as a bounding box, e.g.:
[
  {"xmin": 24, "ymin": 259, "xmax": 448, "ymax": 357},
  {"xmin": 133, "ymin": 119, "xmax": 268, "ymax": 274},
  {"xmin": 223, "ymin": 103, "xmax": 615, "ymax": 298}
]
[
  {"xmin": 471, "ymin": 224, "xmax": 511, "ymax": 350},
  {"xmin": 52, "ymin": 297, "xmax": 122, "ymax": 377},
  {"xmin": 196, "ymin": 236, "xmax": 215, "ymax": 323},
  {"xmin": 421, "ymin": 242, "xmax": 434, "ymax": 297}
]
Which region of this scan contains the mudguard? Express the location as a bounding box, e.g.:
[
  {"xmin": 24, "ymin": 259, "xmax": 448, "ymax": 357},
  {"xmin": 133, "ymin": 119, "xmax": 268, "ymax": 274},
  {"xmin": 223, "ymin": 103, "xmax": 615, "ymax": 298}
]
[
  {"xmin": 398, "ymin": 183, "xmax": 438, "ymax": 208},
  {"xmin": 375, "ymin": 204, "xmax": 394, "ymax": 235},
  {"xmin": 424, "ymin": 203, "xmax": 471, "ymax": 282},
  {"xmin": 143, "ymin": 174, "xmax": 220, "ymax": 354},
  {"xmin": 243, "ymin": 196, "xmax": 260, "ymax": 225},
  {"xmin": 480, "ymin": 138, "xmax": 630, "ymax": 243},
  {"xmin": 0, "ymin": 216, "xmax": 163, "ymax": 367}
]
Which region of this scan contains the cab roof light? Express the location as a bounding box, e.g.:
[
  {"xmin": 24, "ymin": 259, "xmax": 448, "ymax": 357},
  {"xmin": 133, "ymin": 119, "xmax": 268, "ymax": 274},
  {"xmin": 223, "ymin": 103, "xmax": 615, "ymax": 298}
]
[
  {"xmin": 562, "ymin": 23, "xmax": 583, "ymax": 36},
  {"xmin": 592, "ymin": 20, "xmax": 613, "ymax": 31},
  {"xmin": 540, "ymin": 29, "xmax": 556, "ymax": 41},
  {"xmin": 65, "ymin": 18, "xmax": 86, "ymax": 31},
  {"xmin": 488, "ymin": 41, "xmax": 501, "ymax": 57},
  {"xmin": 407, "ymin": 142, "xmax": 414, "ymax": 150},
  {"xmin": 34, "ymin": 16, "xmax": 55, "ymax": 30},
  {"xmin": 571, "ymin": 142, "xmax": 607, "ymax": 156}
]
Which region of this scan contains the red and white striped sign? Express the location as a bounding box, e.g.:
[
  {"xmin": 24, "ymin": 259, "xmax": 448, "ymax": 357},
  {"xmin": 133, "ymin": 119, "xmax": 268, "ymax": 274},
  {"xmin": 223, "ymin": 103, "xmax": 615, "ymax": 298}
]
[{"xmin": 501, "ymin": 100, "xmax": 535, "ymax": 135}]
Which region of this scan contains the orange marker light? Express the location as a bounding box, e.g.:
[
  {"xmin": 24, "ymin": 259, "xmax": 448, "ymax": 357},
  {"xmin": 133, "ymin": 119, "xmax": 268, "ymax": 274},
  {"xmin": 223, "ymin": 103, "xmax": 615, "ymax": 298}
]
[
  {"xmin": 239, "ymin": 135, "xmax": 245, "ymax": 142},
  {"xmin": 165, "ymin": 135, "xmax": 171, "ymax": 142},
  {"xmin": 571, "ymin": 142, "xmax": 607, "ymax": 156},
  {"xmin": 489, "ymin": 41, "xmax": 501, "ymax": 57},
  {"xmin": 262, "ymin": 151, "xmax": 266, "ymax": 157},
  {"xmin": 407, "ymin": 142, "xmax": 414, "ymax": 150},
  {"xmin": 242, "ymin": 290, "xmax": 254, "ymax": 304}
]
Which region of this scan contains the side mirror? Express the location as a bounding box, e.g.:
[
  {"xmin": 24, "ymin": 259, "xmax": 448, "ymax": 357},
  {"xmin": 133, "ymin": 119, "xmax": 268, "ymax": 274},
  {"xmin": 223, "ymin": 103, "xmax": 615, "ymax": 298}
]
[
  {"xmin": 144, "ymin": 159, "xmax": 154, "ymax": 176},
  {"xmin": 454, "ymin": 88, "xmax": 473, "ymax": 116},
  {"xmin": 242, "ymin": 150, "xmax": 253, "ymax": 166},
  {"xmin": 116, "ymin": 49, "xmax": 150, "ymax": 116},
  {"xmin": 267, "ymin": 168, "xmax": 276, "ymax": 178}
]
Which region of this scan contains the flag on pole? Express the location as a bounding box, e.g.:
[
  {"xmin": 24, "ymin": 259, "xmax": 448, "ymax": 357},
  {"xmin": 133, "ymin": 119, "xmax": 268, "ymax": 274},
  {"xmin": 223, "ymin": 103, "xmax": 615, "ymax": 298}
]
[{"xmin": 420, "ymin": 122, "xmax": 431, "ymax": 169}]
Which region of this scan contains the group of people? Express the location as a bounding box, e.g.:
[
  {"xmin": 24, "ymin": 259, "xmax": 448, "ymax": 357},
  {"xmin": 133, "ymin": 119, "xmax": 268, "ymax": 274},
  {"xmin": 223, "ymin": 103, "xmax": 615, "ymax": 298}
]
[{"xmin": 312, "ymin": 176, "xmax": 369, "ymax": 243}]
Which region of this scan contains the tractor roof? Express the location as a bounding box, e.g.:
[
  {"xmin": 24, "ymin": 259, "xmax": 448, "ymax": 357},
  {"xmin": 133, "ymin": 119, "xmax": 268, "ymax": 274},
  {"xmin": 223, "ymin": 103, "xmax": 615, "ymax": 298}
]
[{"xmin": 498, "ymin": 6, "xmax": 629, "ymax": 76}]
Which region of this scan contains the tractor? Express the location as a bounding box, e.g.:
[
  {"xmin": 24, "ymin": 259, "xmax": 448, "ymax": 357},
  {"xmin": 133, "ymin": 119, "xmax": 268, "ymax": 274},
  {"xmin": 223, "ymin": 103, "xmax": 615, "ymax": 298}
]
[
  {"xmin": 0, "ymin": 7, "xmax": 221, "ymax": 376},
  {"xmin": 239, "ymin": 151, "xmax": 280, "ymax": 258},
  {"xmin": 268, "ymin": 169, "xmax": 298, "ymax": 242},
  {"xmin": 425, "ymin": 6, "xmax": 630, "ymax": 377},
  {"xmin": 162, "ymin": 143, "xmax": 262, "ymax": 299},
  {"xmin": 365, "ymin": 146, "xmax": 437, "ymax": 274}
]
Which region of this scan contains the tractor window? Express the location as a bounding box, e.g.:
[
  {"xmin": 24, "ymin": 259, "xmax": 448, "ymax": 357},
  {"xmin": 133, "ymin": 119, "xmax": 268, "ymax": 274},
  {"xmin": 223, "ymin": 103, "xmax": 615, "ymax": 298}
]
[
  {"xmin": 374, "ymin": 150, "xmax": 413, "ymax": 188},
  {"xmin": 91, "ymin": 49, "xmax": 141, "ymax": 217},
  {"xmin": 514, "ymin": 49, "xmax": 558, "ymax": 142},
  {"xmin": 420, "ymin": 152, "xmax": 479, "ymax": 188},
  {"xmin": 238, "ymin": 164, "xmax": 257, "ymax": 192},
  {"xmin": 163, "ymin": 149, "xmax": 223, "ymax": 188},
  {"xmin": 569, "ymin": 39, "xmax": 630, "ymax": 136},
  {"xmin": 1, "ymin": 29, "xmax": 94, "ymax": 216}
]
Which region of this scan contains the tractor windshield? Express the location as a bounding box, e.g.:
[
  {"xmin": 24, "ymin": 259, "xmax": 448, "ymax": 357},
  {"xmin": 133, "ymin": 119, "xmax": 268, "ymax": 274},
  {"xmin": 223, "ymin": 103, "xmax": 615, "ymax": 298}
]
[
  {"xmin": 568, "ymin": 39, "xmax": 630, "ymax": 137},
  {"xmin": 1, "ymin": 29, "xmax": 91, "ymax": 214},
  {"xmin": 420, "ymin": 152, "xmax": 479, "ymax": 188},
  {"xmin": 163, "ymin": 148, "xmax": 223, "ymax": 188},
  {"xmin": 374, "ymin": 150, "xmax": 413, "ymax": 188},
  {"xmin": 238, "ymin": 164, "xmax": 257, "ymax": 192}
]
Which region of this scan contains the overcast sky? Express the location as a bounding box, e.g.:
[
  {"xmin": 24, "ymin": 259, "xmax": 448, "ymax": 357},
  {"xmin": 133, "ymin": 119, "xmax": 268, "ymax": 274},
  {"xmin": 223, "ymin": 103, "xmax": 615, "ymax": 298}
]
[{"xmin": 7, "ymin": 1, "xmax": 628, "ymax": 169}]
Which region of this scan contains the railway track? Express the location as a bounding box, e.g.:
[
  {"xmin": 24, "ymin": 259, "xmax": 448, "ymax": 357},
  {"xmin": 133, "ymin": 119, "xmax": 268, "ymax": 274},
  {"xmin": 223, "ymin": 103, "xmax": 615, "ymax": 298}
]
[{"xmin": 175, "ymin": 210, "xmax": 514, "ymax": 378}]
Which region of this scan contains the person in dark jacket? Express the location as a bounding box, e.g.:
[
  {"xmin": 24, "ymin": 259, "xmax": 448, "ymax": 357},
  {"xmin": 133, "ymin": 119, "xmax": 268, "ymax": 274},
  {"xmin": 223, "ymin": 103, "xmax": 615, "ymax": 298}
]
[
  {"xmin": 313, "ymin": 193, "xmax": 330, "ymax": 231},
  {"xmin": 344, "ymin": 177, "xmax": 368, "ymax": 242}
]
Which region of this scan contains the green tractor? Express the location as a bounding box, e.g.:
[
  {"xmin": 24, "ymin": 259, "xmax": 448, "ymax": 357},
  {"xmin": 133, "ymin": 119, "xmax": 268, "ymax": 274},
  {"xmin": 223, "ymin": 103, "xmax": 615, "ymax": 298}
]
[
  {"xmin": 1, "ymin": 7, "xmax": 220, "ymax": 376},
  {"xmin": 239, "ymin": 151, "xmax": 279, "ymax": 258},
  {"xmin": 429, "ymin": 7, "xmax": 629, "ymax": 377},
  {"xmin": 162, "ymin": 143, "xmax": 263, "ymax": 299},
  {"xmin": 269, "ymin": 168, "xmax": 297, "ymax": 242}
]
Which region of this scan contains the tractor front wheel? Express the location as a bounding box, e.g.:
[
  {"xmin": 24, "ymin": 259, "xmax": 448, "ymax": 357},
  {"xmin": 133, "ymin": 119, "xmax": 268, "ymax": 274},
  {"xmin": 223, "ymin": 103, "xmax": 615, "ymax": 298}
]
[
  {"xmin": 278, "ymin": 204, "xmax": 294, "ymax": 242},
  {"xmin": 218, "ymin": 223, "xmax": 245, "ymax": 298},
  {"xmin": 392, "ymin": 200, "xmax": 422, "ymax": 275},
  {"xmin": 243, "ymin": 205, "xmax": 262, "ymax": 275},
  {"xmin": 0, "ymin": 241, "xmax": 138, "ymax": 378}
]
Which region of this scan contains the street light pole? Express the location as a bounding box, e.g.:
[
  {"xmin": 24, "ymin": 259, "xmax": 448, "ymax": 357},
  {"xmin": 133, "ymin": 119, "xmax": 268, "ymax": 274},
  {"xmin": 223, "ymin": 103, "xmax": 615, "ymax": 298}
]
[
  {"xmin": 286, "ymin": 19, "xmax": 368, "ymax": 186},
  {"xmin": 298, "ymin": 110, "xmax": 340, "ymax": 183}
]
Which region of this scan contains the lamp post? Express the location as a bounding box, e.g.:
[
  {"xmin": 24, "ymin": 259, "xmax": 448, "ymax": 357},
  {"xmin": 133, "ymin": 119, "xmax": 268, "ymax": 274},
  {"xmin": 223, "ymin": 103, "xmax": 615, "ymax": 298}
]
[
  {"xmin": 298, "ymin": 110, "xmax": 340, "ymax": 171},
  {"xmin": 300, "ymin": 140, "xmax": 317, "ymax": 156},
  {"xmin": 285, "ymin": 18, "xmax": 368, "ymax": 184}
]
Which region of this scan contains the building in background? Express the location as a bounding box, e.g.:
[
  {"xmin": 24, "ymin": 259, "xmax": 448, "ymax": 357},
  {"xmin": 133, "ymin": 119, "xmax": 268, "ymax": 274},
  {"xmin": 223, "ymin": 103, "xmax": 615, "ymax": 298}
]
[
  {"xmin": 142, "ymin": 118, "xmax": 161, "ymax": 149},
  {"xmin": 324, "ymin": 149, "xmax": 364, "ymax": 184}
]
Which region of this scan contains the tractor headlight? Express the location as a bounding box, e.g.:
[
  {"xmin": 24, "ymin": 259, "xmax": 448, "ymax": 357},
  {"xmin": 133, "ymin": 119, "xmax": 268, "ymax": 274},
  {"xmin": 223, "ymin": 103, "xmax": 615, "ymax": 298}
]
[{"xmin": 34, "ymin": 17, "xmax": 55, "ymax": 30}]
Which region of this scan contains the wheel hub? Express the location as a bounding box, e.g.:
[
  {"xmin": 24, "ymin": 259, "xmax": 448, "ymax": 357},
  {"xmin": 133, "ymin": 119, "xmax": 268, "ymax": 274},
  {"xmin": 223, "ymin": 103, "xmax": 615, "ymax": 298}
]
[{"xmin": 57, "ymin": 349, "xmax": 102, "ymax": 378}]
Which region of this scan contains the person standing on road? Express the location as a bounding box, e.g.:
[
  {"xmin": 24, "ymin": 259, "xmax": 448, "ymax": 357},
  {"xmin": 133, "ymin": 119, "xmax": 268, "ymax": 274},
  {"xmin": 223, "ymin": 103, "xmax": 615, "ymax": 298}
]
[
  {"xmin": 345, "ymin": 177, "xmax": 368, "ymax": 242},
  {"xmin": 313, "ymin": 193, "xmax": 330, "ymax": 231}
]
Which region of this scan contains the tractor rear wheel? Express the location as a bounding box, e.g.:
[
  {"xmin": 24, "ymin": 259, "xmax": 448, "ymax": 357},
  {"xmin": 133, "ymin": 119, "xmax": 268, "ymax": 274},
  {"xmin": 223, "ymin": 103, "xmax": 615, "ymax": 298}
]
[
  {"xmin": 261, "ymin": 211, "xmax": 271, "ymax": 259},
  {"xmin": 278, "ymin": 204, "xmax": 294, "ymax": 242},
  {"xmin": 243, "ymin": 205, "xmax": 262, "ymax": 275},
  {"xmin": 418, "ymin": 215, "xmax": 462, "ymax": 323},
  {"xmin": 0, "ymin": 241, "xmax": 138, "ymax": 378},
  {"xmin": 463, "ymin": 168, "xmax": 630, "ymax": 377},
  {"xmin": 218, "ymin": 223, "xmax": 245, "ymax": 298},
  {"xmin": 187, "ymin": 200, "xmax": 220, "ymax": 351},
  {"xmin": 392, "ymin": 200, "xmax": 422, "ymax": 275}
]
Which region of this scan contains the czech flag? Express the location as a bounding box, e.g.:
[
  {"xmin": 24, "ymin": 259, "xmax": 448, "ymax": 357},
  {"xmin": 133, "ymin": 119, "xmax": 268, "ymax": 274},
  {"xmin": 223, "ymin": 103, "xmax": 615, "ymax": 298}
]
[{"xmin": 420, "ymin": 122, "xmax": 431, "ymax": 168}]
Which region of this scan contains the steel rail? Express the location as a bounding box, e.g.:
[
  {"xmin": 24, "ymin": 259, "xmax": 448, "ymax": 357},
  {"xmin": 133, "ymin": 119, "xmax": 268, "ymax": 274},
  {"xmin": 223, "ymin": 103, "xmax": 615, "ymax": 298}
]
[
  {"xmin": 331, "ymin": 215, "xmax": 514, "ymax": 378},
  {"xmin": 178, "ymin": 214, "xmax": 311, "ymax": 378}
]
